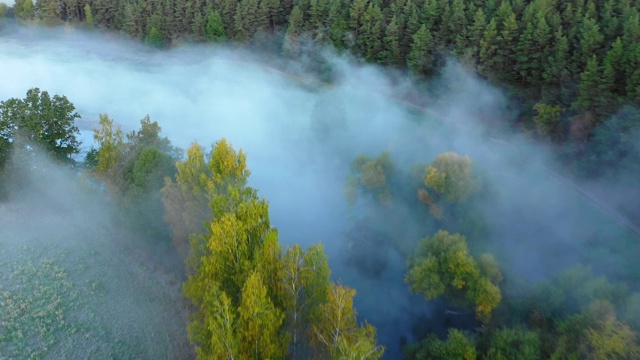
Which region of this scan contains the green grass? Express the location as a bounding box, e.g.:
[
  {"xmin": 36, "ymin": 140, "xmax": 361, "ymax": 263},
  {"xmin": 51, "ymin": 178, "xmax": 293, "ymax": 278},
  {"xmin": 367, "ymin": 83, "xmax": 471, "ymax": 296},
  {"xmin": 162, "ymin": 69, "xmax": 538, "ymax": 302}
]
[
  {"xmin": 0, "ymin": 249, "xmax": 79, "ymax": 360},
  {"xmin": 0, "ymin": 200, "xmax": 192, "ymax": 359}
]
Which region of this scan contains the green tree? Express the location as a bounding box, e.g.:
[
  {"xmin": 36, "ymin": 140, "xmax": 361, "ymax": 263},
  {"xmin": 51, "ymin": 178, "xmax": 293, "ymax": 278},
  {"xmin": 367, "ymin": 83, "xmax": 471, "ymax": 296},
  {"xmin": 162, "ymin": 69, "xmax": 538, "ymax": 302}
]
[
  {"xmin": 424, "ymin": 152, "xmax": 478, "ymax": 204},
  {"xmin": 281, "ymin": 243, "xmax": 330, "ymax": 358},
  {"xmin": 407, "ymin": 24, "xmax": 435, "ymax": 76},
  {"xmin": 486, "ymin": 327, "xmax": 541, "ymax": 360},
  {"xmin": 573, "ymin": 55, "xmax": 603, "ymax": 114},
  {"xmin": 344, "ymin": 152, "xmax": 394, "ymax": 206},
  {"xmin": 313, "ymin": 284, "xmax": 384, "ymax": 359},
  {"xmin": 238, "ymin": 271, "xmax": 287, "ymax": 359},
  {"xmin": 283, "ymin": 6, "xmax": 304, "ymax": 56},
  {"xmin": 15, "ymin": 0, "xmax": 35, "ymax": 21},
  {"xmin": 162, "ymin": 143, "xmax": 211, "ymax": 260},
  {"xmin": 552, "ymin": 301, "xmax": 640, "ymax": 360},
  {"xmin": 360, "ymin": 3, "xmax": 384, "ymax": 62},
  {"xmin": 577, "ymin": 17, "xmax": 604, "ymax": 71},
  {"xmin": 405, "ymin": 230, "xmax": 502, "ymax": 322},
  {"xmin": 204, "ymin": 8, "xmax": 227, "ymax": 41},
  {"xmin": 405, "ymin": 329, "xmax": 476, "ymax": 360},
  {"xmin": 496, "ymin": 11, "xmax": 518, "ymax": 80},
  {"xmin": 479, "ymin": 19, "xmax": 499, "ymax": 77},
  {"xmin": 84, "ymin": 4, "xmax": 94, "ymax": 27},
  {"xmin": 92, "ymin": 114, "xmax": 124, "ymax": 174},
  {"xmin": 0, "ymin": 88, "xmax": 80, "ymax": 167},
  {"xmin": 533, "ymin": 103, "xmax": 563, "ymax": 141},
  {"xmin": 382, "ymin": 15, "xmax": 401, "ymax": 66},
  {"xmin": 146, "ymin": 26, "xmax": 167, "ymax": 48}
]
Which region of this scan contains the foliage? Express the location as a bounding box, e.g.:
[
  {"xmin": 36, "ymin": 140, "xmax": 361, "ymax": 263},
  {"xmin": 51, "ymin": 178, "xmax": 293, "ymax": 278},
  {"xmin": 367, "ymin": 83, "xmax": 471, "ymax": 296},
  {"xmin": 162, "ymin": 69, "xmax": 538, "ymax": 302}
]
[
  {"xmin": 0, "ymin": 88, "xmax": 80, "ymax": 169},
  {"xmin": 552, "ymin": 301, "xmax": 640, "ymax": 360},
  {"xmin": 533, "ymin": 103, "xmax": 563, "ymax": 141},
  {"xmin": 404, "ymin": 329, "xmax": 477, "ymax": 360},
  {"xmin": 20, "ymin": 0, "xmax": 640, "ymax": 145},
  {"xmin": 344, "ymin": 152, "xmax": 394, "ymax": 206},
  {"xmin": 485, "ymin": 326, "xmax": 541, "ymax": 360},
  {"xmin": 405, "ymin": 230, "xmax": 502, "ymax": 322},
  {"xmin": 313, "ymin": 284, "xmax": 384, "ymax": 359},
  {"xmin": 182, "ymin": 139, "xmax": 383, "ymax": 359},
  {"xmin": 424, "ymin": 152, "xmax": 478, "ymax": 204},
  {"xmin": 92, "ymin": 114, "xmax": 178, "ymax": 238}
]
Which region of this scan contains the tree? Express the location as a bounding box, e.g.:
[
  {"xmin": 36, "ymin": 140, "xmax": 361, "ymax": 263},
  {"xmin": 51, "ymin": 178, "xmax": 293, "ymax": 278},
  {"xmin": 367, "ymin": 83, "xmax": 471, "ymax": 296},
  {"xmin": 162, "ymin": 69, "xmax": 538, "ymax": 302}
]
[
  {"xmin": 35, "ymin": 0, "xmax": 61, "ymax": 24},
  {"xmin": 382, "ymin": 15, "xmax": 401, "ymax": 66},
  {"xmin": 407, "ymin": 24, "xmax": 435, "ymax": 76},
  {"xmin": 423, "ymin": 152, "xmax": 478, "ymax": 204},
  {"xmin": 0, "ymin": 88, "xmax": 80, "ymax": 168},
  {"xmin": 577, "ymin": 17, "xmax": 604, "ymax": 70},
  {"xmin": 182, "ymin": 139, "xmax": 271, "ymax": 357},
  {"xmin": 405, "ymin": 329, "xmax": 476, "ymax": 360},
  {"xmin": 204, "ymin": 7, "xmax": 226, "ymax": 41},
  {"xmin": 281, "ymin": 244, "xmax": 330, "ymax": 358},
  {"xmin": 92, "ymin": 114, "xmax": 124, "ymax": 174},
  {"xmin": 573, "ymin": 55, "xmax": 603, "ymax": 114},
  {"xmin": 162, "ymin": 143, "xmax": 211, "ymax": 260},
  {"xmin": 360, "ymin": 3, "xmax": 384, "ymax": 62},
  {"xmin": 182, "ymin": 139, "xmax": 382, "ymax": 359},
  {"xmin": 344, "ymin": 152, "xmax": 394, "ymax": 206},
  {"xmin": 14, "ymin": 0, "xmax": 35, "ymax": 21},
  {"xmin": 479, "ymin": 19, "xmax": 499, "ymax": 77},
  {"xmin": 533, "ymin": 103, "xmax": 563, "ymax": 141},
  {"xmin": 84, "ymin": 4, "xmax": 94, "ymax": 27},
  {"xmin": 313, "ymin": 284, "xmax": 384, "ymax": 359},
  {"xmin": 93, "ymin": 115, "xmax": 178, "ymax": 238},
  {"xmin": 553, "ymin": 301, "xmax": 640, "ymax": 360},
  {"xmin": 405, "ymin": 230, "xmax": 502, "ymax": 322},
  {"xmin": 486, "ymin": 327, "xmax": 541, "ymax": 360},
  {"xmin": 238, "ymin": 271, "xmax": 287, "ymax": 359},
  {"xmin": 146, "ymin": 26, "xmax": 167, "ymax": 48},
  {"xmin": 283, "ymin": 6, "xmax": 304, "ymax": 57}
]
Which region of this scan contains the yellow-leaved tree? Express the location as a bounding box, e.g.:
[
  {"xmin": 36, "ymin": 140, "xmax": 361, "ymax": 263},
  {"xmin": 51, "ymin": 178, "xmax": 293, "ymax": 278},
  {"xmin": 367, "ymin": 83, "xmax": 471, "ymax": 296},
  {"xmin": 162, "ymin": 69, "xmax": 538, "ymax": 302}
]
[{"xmin": 178, "ymin": 139, "xmax": 384, "ymax": 359}]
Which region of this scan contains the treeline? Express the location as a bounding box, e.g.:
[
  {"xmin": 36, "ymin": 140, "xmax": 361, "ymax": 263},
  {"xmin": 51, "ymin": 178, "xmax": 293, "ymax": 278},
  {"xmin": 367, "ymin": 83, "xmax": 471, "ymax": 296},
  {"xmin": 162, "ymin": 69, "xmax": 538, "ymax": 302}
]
[{"xmin": 4, "ymin": 0, "xmax": 640, "ymax": 143}]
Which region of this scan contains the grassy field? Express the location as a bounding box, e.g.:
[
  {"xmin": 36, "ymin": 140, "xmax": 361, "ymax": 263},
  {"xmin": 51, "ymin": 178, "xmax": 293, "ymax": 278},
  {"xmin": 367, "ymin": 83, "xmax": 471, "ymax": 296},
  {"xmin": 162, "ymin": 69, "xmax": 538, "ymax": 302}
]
[{"xmin": 0, "ymin": 182, "xmax": 192, "ymax": 359}]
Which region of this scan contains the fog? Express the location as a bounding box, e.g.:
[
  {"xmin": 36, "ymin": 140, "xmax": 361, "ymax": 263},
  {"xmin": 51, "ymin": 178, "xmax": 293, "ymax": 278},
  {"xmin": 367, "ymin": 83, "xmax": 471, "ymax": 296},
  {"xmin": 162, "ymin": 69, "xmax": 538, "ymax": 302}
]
[{"xmin": 1, "ymin": 24, "xmax": 639, "ymax": 358}]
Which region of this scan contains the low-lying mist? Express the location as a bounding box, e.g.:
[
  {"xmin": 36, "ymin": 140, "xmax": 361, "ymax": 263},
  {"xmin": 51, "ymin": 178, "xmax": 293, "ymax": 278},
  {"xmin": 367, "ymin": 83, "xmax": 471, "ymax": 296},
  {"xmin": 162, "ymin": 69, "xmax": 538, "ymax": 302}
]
[{"xmin": 2, "ymin": 24, "xmax": 639, "ymax": 358}]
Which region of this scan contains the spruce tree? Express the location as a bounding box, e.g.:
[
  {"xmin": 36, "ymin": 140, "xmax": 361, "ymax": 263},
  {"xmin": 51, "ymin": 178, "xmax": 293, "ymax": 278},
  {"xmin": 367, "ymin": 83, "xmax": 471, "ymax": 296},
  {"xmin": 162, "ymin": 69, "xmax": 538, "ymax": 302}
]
[{"xmin": 407, "ymin": 24, "xmax": 434, "ymax": 76}]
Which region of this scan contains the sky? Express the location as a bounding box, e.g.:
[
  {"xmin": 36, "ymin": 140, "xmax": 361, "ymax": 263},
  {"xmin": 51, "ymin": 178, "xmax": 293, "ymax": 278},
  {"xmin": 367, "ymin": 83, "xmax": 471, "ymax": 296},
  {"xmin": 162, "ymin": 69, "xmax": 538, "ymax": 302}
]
[{"xmin": 1, "ymin": 24, "xmax": 639, "ymax": 358}]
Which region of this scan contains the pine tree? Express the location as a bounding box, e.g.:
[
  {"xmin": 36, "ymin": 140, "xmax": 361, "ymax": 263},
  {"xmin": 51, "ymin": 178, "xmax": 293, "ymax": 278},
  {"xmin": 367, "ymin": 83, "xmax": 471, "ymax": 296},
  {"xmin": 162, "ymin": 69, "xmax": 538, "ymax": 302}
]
[
  {"xmin": 283, "ymin": 6, "xmax": 304, "ymax": 57},
  {"xmin": 467, "ymin": 8, "xmax": 487, "ymax": 61},
  {"xmin": 204, "ymin": 8, "xmax": 227, "ymax": 41},
  {"xmin": 602, "ymin": 38, "xmax": 625, "ymax": 98},
  {"xmin": 516, "ymin": 18, "xmax": 535, "ymax": 84},
  {"xmin": 361, "ymin": 3, "xmax": 384, "ymax": 62},
  {"xmin": 577, "ymin": 17, "xmax": 604, "ymax": 71},
  {"xmin": 449, "ymin": 0, "xmax": 467, "ymax": 49},
  {"xmin": 382, "ymin": 15, "xmax": 401, "ymax": 66},
  {"xmin": 479, "ymin": 19, "xmax": 499, "ymax": 78},
  {"xmin": 349, "ymin": 0, "xmax": 368, "ymax": 50},
  {"xmin": 407, "ymin": 24, "xmax": 434, "ymax": 76},
  {"xmin": 496, "ymin": 12, "xmax": 518, "ymax": 81},
  {"xmin": 573, "ymin": 55, "xmax": 604, "ymax": 114},
  {"xmin": 401, "ymin": 1, "xmax": 420, "ymax": 59},
  {"xmin": 84, "ymin": 4, "xmax": 94, "ymax": 27}
]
